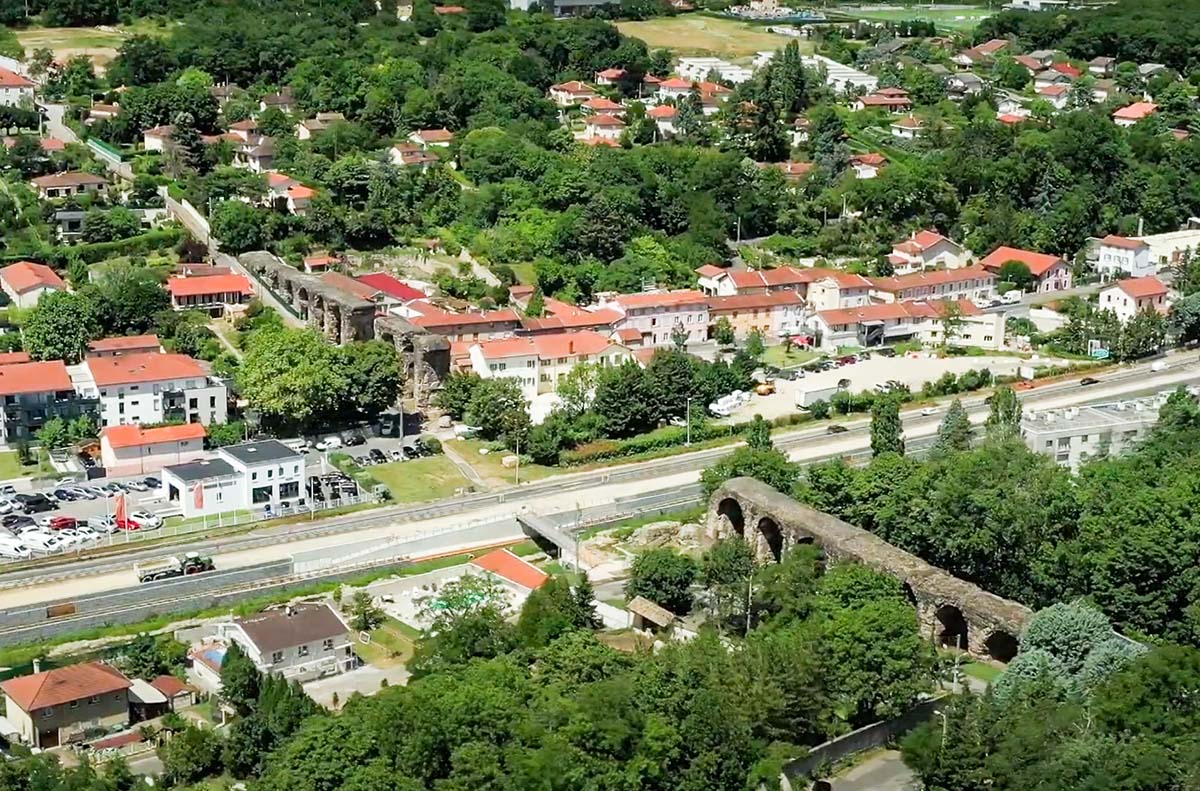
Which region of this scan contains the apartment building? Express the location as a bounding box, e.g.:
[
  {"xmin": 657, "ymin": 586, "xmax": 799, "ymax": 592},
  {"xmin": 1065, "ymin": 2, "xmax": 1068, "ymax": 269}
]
[
  {"xmin": 0, "ymin": 361, "xmax": 97, "ymax": 445},
  {"xmin": 160, "ymin": 439, "xmax": 307, "ymax": 519},
  {"xmin": 78, "ymin": 353, "xmax": 227, "ymax": 428},
  {"xmin": 870, "ymin": 265, "xmax": 997, "ymax": 304},
  {"xmin": 214, "ymin": 603, "xmax": 354, "ymax": 682},
  {"xmin": 1022, "ymin": 397, "xmax": 1162, "ymax": 471},
  {"xmin": 464, "ymin": 331, "xmax": 633, "ymax": 400},
  {"xmin": 598, "ymin": 290, "xmax": 710, "ymax": 347},
  {"xmin": 807, "ymin": 299, "xmax": 1003, "ymax": 352},
  {"xmin": 705, "ymin": 291, "xmax": 806, "ymax": 340}
]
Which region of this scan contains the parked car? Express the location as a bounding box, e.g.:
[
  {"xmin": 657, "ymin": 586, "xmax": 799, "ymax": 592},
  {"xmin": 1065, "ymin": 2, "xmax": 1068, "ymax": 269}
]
[
  {"xmin": 125, "ymin": 480, "xmax": 149, "ymax": 492},
  {"xmin": 102, "ymin": 483, "xmax": 124, "ymax": 495},
  {"xmin": 143, "ymin": 477, "xmax": 161, "ymax": 489},
  {"xmin": 368, "ymin": 448, "xmax": 387, "ymax": 464},
  {"xmin": 21, "ymin": 530, "xmax": 64, "ymax": 554},
  {"xmin": 402, "ymin": 445, "xmax": 421, "ymax": 460},
  {"xmin": 920, "ymin": 407, "xmax": 939, "ymax": 417},
  {"xmin": 68, "ymin": 486, "xmax": 97, "ymax": 500},
  {"xmin": 2, "ymin": 515, "xmax": 34, "ymax": 531},
  {"xmin": 877, "ymin": 348, "xmax": 897, "ymax": 358},
  {"xmin": 51, "ymin": 489, "xmax": 77, "ymax": 502},
  {"xmin": 1080, "ymin": 377, "xmax": 1100, "ymax": 386},
  {"xmin": 87, "ymin": 516, "xmax": 118, "ymax": 534},
  {"xmin": 837, "ymin": 355, "xmax": 857, "ymax": 366},
  {"xmin": 129, "ymin": 511, "xmax": 163, "ymax": 530},
  {"xmin": 345, "ymin": 433, "xmax": 367, "ymax": 447},
  {"xmin": 826, "ymin": 425, "xmax": 849, "ymax": 434},
  {"xmin": 40, "ymin": 516, "xmax": 78, "ymax": 531},
  {"xmin": 389, "ymin": 449, "xmax": 406, "ymax": 461},
  {"xmin": 0, "ymin": 537, "xmax": 32, "ymax": 559},
  {"xmin": 315, "ymin": 437, "xmax": 343, "ymax": 451},
  {"xmin": 0, "ymin": 499, "xmax": 11, "ymax": 515},
  {"xmin": 15, "ymin": 494, "xmax": 55, "ymax": 514},
  {"xmin": 0, "ymin": 485, "xmax": 15, "ymax": 496}
]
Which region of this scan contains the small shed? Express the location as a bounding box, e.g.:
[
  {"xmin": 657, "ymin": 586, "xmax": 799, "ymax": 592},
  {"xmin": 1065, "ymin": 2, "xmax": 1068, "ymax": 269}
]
[{"xmin": 628, "ymin": 596, "xmax": 676, "ymax": 634}]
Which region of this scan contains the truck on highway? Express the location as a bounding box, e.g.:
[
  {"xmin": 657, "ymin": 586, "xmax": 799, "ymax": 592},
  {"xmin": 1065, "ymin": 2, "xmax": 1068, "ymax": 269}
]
[
  {"xmin": 135, "ymin": 552, "xmax": 215, "ymax": 583},
  {"xmin": 796, "ymin": 385, "xmax": 840, "ymax": 408}
]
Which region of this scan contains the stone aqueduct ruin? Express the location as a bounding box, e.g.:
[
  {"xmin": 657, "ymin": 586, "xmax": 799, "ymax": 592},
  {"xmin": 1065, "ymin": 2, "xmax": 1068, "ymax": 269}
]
[
  {"xmin": 708, "ymin": 477, "xmax": 1031, "ymax": 660},
  {"xmin": 238, "ymin": 252, "xmax": 449, "ymax": 406}
]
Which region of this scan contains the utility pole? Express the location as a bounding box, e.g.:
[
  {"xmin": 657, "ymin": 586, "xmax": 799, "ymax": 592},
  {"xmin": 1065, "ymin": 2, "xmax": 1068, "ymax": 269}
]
[{"xmin": 685, "ymin": 397, "xmax": 692, "ymax": 446}]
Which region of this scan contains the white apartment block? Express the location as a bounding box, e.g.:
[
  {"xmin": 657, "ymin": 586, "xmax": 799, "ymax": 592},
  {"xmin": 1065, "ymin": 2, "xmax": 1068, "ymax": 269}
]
[
  {"xmin": 76, "ymin": 352, "xmax": 227, "ymax": 428},
  {"xmin": 1022, "ymin": 397, "xmax": 1164, "ymax": 471}
]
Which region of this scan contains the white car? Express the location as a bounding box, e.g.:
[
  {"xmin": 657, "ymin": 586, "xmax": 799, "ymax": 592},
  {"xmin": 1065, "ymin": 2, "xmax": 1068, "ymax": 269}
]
[
  {"xmin": 130, "ymin": 510, "xmax": 163, "ymax": 530},
  {"xmin": 920, "ymin": 407, "xmax": 939, "ymax": 416},
  {"xmin": 86, "ymin": 516, "xmax": 119, "ymax": 534},
  {"xmin": 52, "ymin": 530, "xmax": 87, "ymax": 549},
  {"xmin": 315, "ymin": 437, "xmax": 343, "ymax": 451},
  {"xmin": 0, "ymin": 499, "xmax": 12, "ymax": 515},
  {"xmin": 124, "ymin": 480, "xmax": 149, "ymax": 492},
  {"xmin": 20, "ymin": 531, "xmax": 64, "ymax": 554},
  {"xmin": 0, "ymin": 538, "xmax": 32, "ymax": 559}
]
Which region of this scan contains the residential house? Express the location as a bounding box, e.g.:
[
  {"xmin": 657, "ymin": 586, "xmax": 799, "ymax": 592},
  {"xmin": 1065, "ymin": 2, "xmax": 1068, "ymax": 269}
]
[
  {"xmin": 86, "ymin": 103, "xmax": 120, "ymax": 123},
  {"xmin": 594, "ymin": 68, "xmax": 627, "ymax": 86},
  {"xmin": 228, "ymin": 119, "xmax": 258, "ymax": 142},
  {"xmin": 870, "ymin": 265, "xmax": 997, "ymax": 304},
  {"xmin": 656, "ymin": 77, "xmax": 695, "ymax": 102},
  {"xmin": 850, "ymin": 152, "xmax": 885, "ymax": 179},
  {"xmin": 696, "ymin": 265, "xmax": 823, "ymax": 298},
  {"xmin": 409, "ymin": 305, "xmax": 523, "ymax": 342},
  {"xmin": 580, "ymin": 96, "xmax": 625, "ymax": 116},
  {"xmin": 1034, "ymin": 69, "xmax": 1071, "ymax": 90},
  {"xmin": 980, "ymin": 245, "xmax": 1072, "ymax": 292},
  {"xmin": 79, "ymin": 352, "xmax": 227, "ymax": 428},
  {"xmin": 1138, "ymin": 63, "xmax": 1169, "ymax": 79},
  {"xmin": 295, "ymin": 112, "xmax": 345, "ymax": 140},
  {"xmin": 354, "ymin": 272, "xmax": 427, "ymax": 308},
  {"xmin": 209, "ymin": 84, "xmax": 241, "ymax": 106},
  {"xmin": 790, "ymin": 116, "xmax": 811, "ymax": 146},
  {"xmin": 409, "ymin": 128, "xmax": 454, "ymax": 148},
  {"xmin": 801, "ymin": 54, "xmax": 878, "ymax": 93},
  {"xmin": 0, "ymin": 67, "xmax": 34, "ymax": 107},
  {"xmin": 1022, "ymin": 398, "xmax": 1160, "ymax": 472},
  {"xmin": 0, "ymin": 261, "xmax": 66, "ymax": 308},
  {"xmin": 2, "ymin": 135, "xmax": 64, "ymax": 154},
  {"xmin": 946, "ymin": 72, "xmax": 984, "ymax": 100},
  {"xmin": 548, "ymin": 80, "xmax": 598, "ymax": 106},
  {"xmin": 1095, "ymin": 235, "xmax": 1153, "ymax": 278},
  {"xmin": 647, "ymin": 104, "xmax": 678, "ymax": 137},
  {"xmin": 214, "ymin": 603, "xmax": 354, "ymax": 681},
  {"xmin": 1098, "ymin": 276, "xmax": 1169, "ymax": 323},
  {"xmin": 806, "ymin": 271, "xmax": 873, "ymax": 311},
  {"xmin": 1088, "ymin": 56, "xmax": 1116, "ymax": 76},
  {"xmin": 237, "ymin": 138, "xmax": 275, "ymax": 173},
  {"xmin": 166, "ymin": 273, "xmax": 254, "ymax": 315},
  {"xmin": 890, "ymin": 115, "xmax": 924, "ymax": 139},
  {"xmin": 887, "ymin": 230, "xmax": 970, "ymax": 273},
  {"xmin": 0, "ymin": 352, "xmax": 30, "ymax": 365},
  {"xmin": 99, "ymin": 422, "xmax": 207, "ymax": 476},
  {"xmin": 517, "ymin": 297, "xmax": 621, "ymax": 335},
  {"xmin": 465, "ymin": 331, "xmax": 632, "ymax": 400},
  {"xmin": 1113, "ymin": 101, "xmax": 1157, "ymax": 127},
  {"xmin": 952, "ymin": 46, "xmax": 993, "ymax": 70},
  {"xmin": 582, "ymin": 113, "xmax": 625, "ymax": 142},
  {"xmin": 807, "ymin": 299, "xmax": 1002, "ymax": 352},
  {"xmin": 0, "ymin": 361, "xmax": 96, "ymax": 445},
  {"xmin": 1091, "ymin": 78, "xmax": 1117, "ymax": 103},
  {"xmin": 1049, "ymin": 62, "xmax": 1083, "ymax": 80},
  {"xmin": 705, "ymin": 291, "xmax": 806, "ymax": 341},
  {"xmin": 30, "ymin": 171, "xmax": 106, "ymax": 200},
  {"xmin": 599, "ymin": 290, "xmax": 710, "ymax": 347},
  {"xmin": 162, "ymin": 440, "xmax": 307, "ymax": 519},
  {"xmin": 258, "ymin": 90, "xmax": 295, "ymax": 114},
  {"xmin": 0, "ymin": 662, "xmax": 131, "ymax": 748},
  {"xmin": 389, "ymin": 143, "xmax": 439, "ymax": 170},
  {"xmin": 87, "ymin": 335, "xmax": 163, "ymax": 358},
  {"xmin": 854, "ymin": 93, "xmax": 913, "ymax": 113},
  {"xmin": 303, "ymin": 253, "xmax": 340, "ymax": 273},
  {"xmin": 1037, "ymin": 84, "xmax": 1070, "ymax": 110},
  {"xmin": 142, "ymin": 125, "xmax": 173, "ymax": 152},
  {"xmin": 770, "ymin": 161, "xmax": 815, "ymax": 183}
]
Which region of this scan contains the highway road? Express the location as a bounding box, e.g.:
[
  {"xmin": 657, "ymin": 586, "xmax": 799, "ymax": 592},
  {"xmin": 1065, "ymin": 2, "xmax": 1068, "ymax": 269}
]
[{"xmin": 2, "ymin": 353, "xmax": 1199, "ymax": 611}]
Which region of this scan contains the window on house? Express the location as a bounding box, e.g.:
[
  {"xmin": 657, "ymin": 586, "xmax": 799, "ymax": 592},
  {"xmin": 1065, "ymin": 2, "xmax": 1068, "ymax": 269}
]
[
  {"xmin": 69, "ymin": 700, "xmax": 79, "ymax": 709},
  {"xmin": 41, "ymin": 707, "xmax": 53, "ymax": 718},
  {"xmin": 298, "ymin": 645, "xmax": 309, "ymax": 657},
  {"xmin": 271, "ymin": 651, "xmax": 283, "ymax": 664},
  {"xmin": 323, "ymin": 638, "xmax": 334, "ymax": 651},
  {"xmin": 89, "ymin": 696, "xmax": 99, "ymax": 704}
]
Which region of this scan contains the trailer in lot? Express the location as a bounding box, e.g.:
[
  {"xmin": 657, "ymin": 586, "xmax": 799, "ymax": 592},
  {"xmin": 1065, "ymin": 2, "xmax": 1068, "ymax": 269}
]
[
  {"xmin": 795, "ymin": 385, "xmax": 840, "ymax": 408},
  {"xmin": 135, "ymin": 552, "xmax": 215, "ymax": 583}
]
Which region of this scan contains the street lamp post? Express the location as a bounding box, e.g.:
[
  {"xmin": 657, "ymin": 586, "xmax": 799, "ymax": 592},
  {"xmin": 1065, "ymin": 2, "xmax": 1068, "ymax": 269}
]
[{"xmin": 685, "ymin": 397, "xmax": 693, "ymax": 446}]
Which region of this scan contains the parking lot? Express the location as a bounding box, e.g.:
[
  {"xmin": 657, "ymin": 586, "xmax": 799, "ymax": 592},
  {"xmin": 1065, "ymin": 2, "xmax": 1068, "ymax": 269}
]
[{"xmin": 724, "ymin": 351, "xmax": 1064, "ymax": 422}]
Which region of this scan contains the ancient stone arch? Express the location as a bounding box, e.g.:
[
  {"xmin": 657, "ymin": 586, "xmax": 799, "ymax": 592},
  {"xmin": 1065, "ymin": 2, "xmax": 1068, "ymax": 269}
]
[{"xmin": 707, "ymin": 478, "xmax": 1034, "ymax": 658}]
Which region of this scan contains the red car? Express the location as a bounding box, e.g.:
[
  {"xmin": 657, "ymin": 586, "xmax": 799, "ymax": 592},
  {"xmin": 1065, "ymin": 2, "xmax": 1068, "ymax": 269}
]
[
  {"xmin": 114, "ymin": 518, "xmax": 140, "ymax": 531},
  {"xmin": 46, "ymin": 516, "xmax": 78, "ymax": 531}
]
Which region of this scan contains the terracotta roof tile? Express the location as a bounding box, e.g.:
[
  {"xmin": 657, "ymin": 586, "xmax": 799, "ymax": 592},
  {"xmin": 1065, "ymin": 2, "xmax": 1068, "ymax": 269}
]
[
  {"xmin": 88, "ymin": 334, "xmax": 161, "ymax": 353},
  {"xmin": 1100, "ymin": 234, "xmax": 1149, "ymax": 251},
  {"xmin": 979, "ymin": 246, "xmax": 1065, "ymax": 277},
  {"xmin": 166, "ymin": 274, "xmax": 252, "ymax": 298},
  {"xmin": 1111, "ymin": 276, "xmax": 1167, "ymax": 299},
  {"xmin": 470, "ymin": 548, "xmax": 549, "ymax": 590},
  {"xmin": 0, "ymin": 662, "xmax": 131, "ymax": 711},
  {"xmin": 0, "ymin": 361, "xmax": 72, "ymax": 395},
  {"xmin": 0, "ymin": 261, "xmax": 66, "ymax": 293},
  {"xmin": 87, "ymin": 352, "xmax": 206, "ymax": 387},
  {"xmin": 355, "ymin": 273, "xmax": 426, "ymax": 302},
  {"xmin": 101, "ymin": 423, "xmax": 207, "ymax": 449}
]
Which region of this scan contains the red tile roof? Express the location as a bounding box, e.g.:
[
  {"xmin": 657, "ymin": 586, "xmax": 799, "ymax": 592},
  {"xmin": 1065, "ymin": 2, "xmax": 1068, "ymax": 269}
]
[
  {"xmin": 1013, "ymin": 55, "xmax": 1042, "ymax": 71},
  {"xmin": 30, "ymin": 171, "xmax": 107, "ymax": 189},
  {"xmin": 0, "ymin": 261, "xmax": 66, "ymax": 293},
  {"xmin": 522, "ymin": 298, "xmax": 621, "ymax": 332},
  {"xmin": 611, "ymin": 290, "xmax": 708, "ymax": 309},
  {"xmin": 647, "ymin": 104, "xmax": 678, "ymax": 119},
  {"xmin": 582, "ymin": 97, "xmax": 623, "ymax": 111},
  {"xmin": 1038, "ymin": 84, "xmax": 1069, "ymax": 97},
  {"xmin": 101, "ymin": 422, "xmax": 207, "ymax": 449},
  {"xmin": 1050, "ymin": 62, "xmax": 1083, "ymax": 78},
  {"xmin": 976, "ymin": 38, "xmax": 1009, "ymax": 55},
  {"xmin": 304, "ymin": 254, "xmax": 339, "ymax": 269},
  {"xmin": 0, "ymin": 67, "xmax": 33, "ymax": 88},
  {"xmin": 470, "ymin": 548, "xmax": 549, "ymax": 590},
  {"xmin": 817, "ymin": 298, "xmax": 981, "ymax": 326},
  {"xmin": 413, "ymin": 128, "xmax": 454, "ymax": 143},
  {"xmin": 706, "ymin": 291, "xmax": 804, "ymax": 312},
  {"xmin": 149, "ymin": 675, "xmax": 192, "ymax": 698},
  {"xmin": 434, "ymin": 4, "xmax": 466, "ymax": 12},
  {"xmin": 997, "ymin": 113, "xmax": 1026, "ymax": 125},
  {"xmin": 894, "ymin": 229, "xmax": 952, "ymax": 253},
  {"xmin": 596, "ymin": 68, "xmax": 627, "ymax": 80},
  {"xmin": 871, "ymin": 265, "xmax": 994, "ymax": 293},
  {"xmin": 979, "ymin": 246, "xmax": 1065, "ymax": 277},
  {"xmin": 412, "ymin": 308, "xmax": 521, "ymax": 329},
  {"xmin": 695, "ymin": 264, "xmax": 725, "ymax": 278},
  {"xmin": 775, "ymin": 161, "xmax": 815, "ymax": 178},
  {"xmin": 356, "ymin": 272, "xmax": 426, "ymax": 302},
  {"xmin": 0, "ymin": 352, "xmax": 31, "ymax": 366},
  {"xmin": 550, "ymin": 81, "xmax": 595, "ymax": 94},
  {"xmin": 472, "ymin": 331, "xmax": 618, "ymax": 361},
  {"xmin": 658, "ymin": 77, "xmax": 693, "ymax": 89},
  {"xmin": 88, "ymin": 334, "xmax": 161, "ymax": 353},
  {"xmin": 87, "ymin": 352, "xmax": 206, "ymax": 387},
  {"xmin": 1113, "ymin": 101, "xmax": 1158, "ymax": 121},
  {"xmin": 287, "ymin": 185, "xmax": 317, "ymax": 200},
  {"xmin": 0, "ymin": 662, "xmax": 131, "ymax": 712},
  {"xmin": 1112, "ymin": 276, "xmax": 1167, "ymax": 299},
  {"xmin": 266, "ymin": 172, "xmax": 297, "ymax": 188},
  {"xmin": 1100, "ymin": 234, "xmax": 1149, "ymax": 251},
  {"xmin": 166, "ymin": 274, "xmax": 253, "ymax": 298},
  {"xmin": 0, "ymin": 361, "xmax": 71, "ymax": 395},
  {"xmin": 892, "ymin": 116, "xmax": 924, "ymax": 128},
  {"xmin": 859, "ymin": 94, "xmax": 912, "ymax": 108},
  {"xmin": 852, "ymin": 153, "xmax": 886, "ymax": 167},
  {"xmin": 586, "ymin": 114, "xmax": 625, "ymax": 128},
  {"xmin": 616, "ymin": 327, "xmax": 641, "ymax": 342},
  {"xmin": 814, "ymin": 270, "xmax": 873, "ymax": 289}
]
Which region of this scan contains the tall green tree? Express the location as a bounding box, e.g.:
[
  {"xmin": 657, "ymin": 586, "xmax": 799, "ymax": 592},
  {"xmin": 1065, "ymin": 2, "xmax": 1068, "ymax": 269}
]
[
  {"xmin": 23, "ymin": 290, "xmax": 99, "ymax": 363},
  {"xmin": 870, "ymin": 396, "xmax": 905, "ymax": 456},
  {"xmin": 932, "ymin": 398, "xmax": 972, "ymax": 455},
  {"xmin": 985, "ymin": 386, "xmax": 1023, "ymax": 437},
  {"xmin": 626, "ymin": 548, "xmax": 698, "ymax": 614}
]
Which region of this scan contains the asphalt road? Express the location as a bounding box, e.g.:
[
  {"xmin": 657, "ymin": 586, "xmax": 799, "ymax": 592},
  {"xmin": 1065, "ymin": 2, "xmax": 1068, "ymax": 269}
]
[
  {"xmin": 3, "ymin": 353, "xmax": 1197, "ymax": 610},
  {"xmin": 830, "ymin": 750, "xmax": 915, "ymax": 791}
]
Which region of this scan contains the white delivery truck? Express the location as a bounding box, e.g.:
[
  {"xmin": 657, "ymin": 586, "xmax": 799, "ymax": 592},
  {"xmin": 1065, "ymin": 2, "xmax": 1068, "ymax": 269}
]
[{"xmin": 795, "ymin": 385, "xmax": 841, "ymax": 408}]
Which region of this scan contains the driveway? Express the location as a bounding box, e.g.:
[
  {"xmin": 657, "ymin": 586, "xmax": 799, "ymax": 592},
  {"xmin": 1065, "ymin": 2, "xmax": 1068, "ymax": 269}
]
[
  {"xmin": 303, "ymin": 664, "xmax": 411, "ymax": 708},
  {"xmin": 831, "ymin": 750, "xmax": 915, "ymax": 791}
]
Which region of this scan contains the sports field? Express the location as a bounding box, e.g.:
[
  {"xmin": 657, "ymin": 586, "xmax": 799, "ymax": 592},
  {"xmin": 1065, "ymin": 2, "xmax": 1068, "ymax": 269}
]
[
  {"xmin": 11, "ymin": 20, "xmax": 170, "ymax": 67},
  {"xmin": 616, "ymin": 16, "xmax": 810, "ymax": 58},
  {"xmin": 835, "ymin": 5, "xmax": 993, "ymax": 31}
]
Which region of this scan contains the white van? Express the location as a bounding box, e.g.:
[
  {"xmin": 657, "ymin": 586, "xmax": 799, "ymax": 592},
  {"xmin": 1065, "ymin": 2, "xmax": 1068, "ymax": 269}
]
[
  {"xmin": 20, "ymin": 530, "xmax": 64, "ymax": 554},
  {"xmin": 0, "ymin": 537, "xmax": 31, "ymax": 559},
  {"xmin": 1001, "ymin": 290, "xmax": 1023, "ymax": 305}
]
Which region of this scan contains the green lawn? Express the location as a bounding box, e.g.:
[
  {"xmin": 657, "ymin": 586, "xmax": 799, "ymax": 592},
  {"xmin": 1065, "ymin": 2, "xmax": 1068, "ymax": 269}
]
[
  {"xmin": 446, "ymin": 439, "xmax": 558, "ymax": 487},
  {"xmin": 834, "ymin": 6, "xmax": 993, "ymax": 31},
  {"xmin": 761, "ymin": 345, "xmax": 820, "ymax": 368},
  {"xmin": 616, "ymin": 15, "xmax": 809, "ymax": 58},
  {"xmin": 354, "ymin": 617, "xmax": 416, "ymax": 668},
  {"xmin": 370, "ymin": 457, "xmax": 472, "ymax": 502},
  {"xmin": 0, "ymin": 451, "xmax": 37, "ymax": 479},
  {"xmin": 963, "ymin": 661, "xmax": 1004, "ymax": 683},
  {"xmin": 508, "ymin": 262, "xmax": 536, "ymax": 285}
]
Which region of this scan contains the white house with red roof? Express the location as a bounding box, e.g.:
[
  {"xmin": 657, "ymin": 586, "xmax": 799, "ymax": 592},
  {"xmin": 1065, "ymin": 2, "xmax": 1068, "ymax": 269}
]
[
  {"xmin": 465, "ymin": 331, "xmax": 633, "ymax": 400},
  {"xmin": 888, "ymin": 230, "xmax": 970, "ymax": 273},
  {"xmin": 409, "ymin": 128, "xmax": 454, "ymax": 148},
  {"xmin": 1098, "ymin": 276, "xmax": 1169, "ymax": 324},
  {"xmin": 518, "ymin": 297, "xmax": 621, "ymax": 335},
  {"xmin": 0, "ymin": 661, "xmax": 132, "ymax": 748},
  {"xmin": 548, "ymin": 80, "xmax": 598, "ymax": 106},
  {"xmin": 647, "ymin": 104, "xmax": 678, "ymax": 137},
  {"xmin": 656, "ymin": 77, "xmax": 695, "ymax": 102},
  {"xmin": 78, "ymin": 352, "xmax": 227, "ymax": 427},
  {"xmin": 850, "ymin": 153, "xmax": 885, "ymax": 179},
  {"xmin": 706, "ymin": 291, "xmax": 807, "ymax": 341},
  {"xmin": 354, "ymin": 272, "xmax": 427, "ymax": 307},
  {"xmin": 805, "ymin": 271, "xmax": 874, "ymax": 311},
  {"xmin": 980, "ymin": 246, "xmax": 1072, "ymax": 292},
  {"xmin": 598, "ymin": 289, "xmax": 710, "ymax": 347},
  {"xmin": 594, "ymin": 68, "xmax": 627, "ymax": 86},
  {"xmin": 581, "ymin": 96, "xmax": 625, "ymax": 116},
  {"xmin": 807, "ymin": 299, "xmax": 1004, "ymax": 352},
  {"xmin": 166, "ymin": 273, "xmax": 254, "ymax": 315},
  {"xmin": 100, "ymin": 422, "xmax": 208, "ymax": 476},
  {"xmin": 854, "ymin": 93, "xmax": 912, "ymax": 113},
  {"xmin": 1113, "ymin": 101, "xmax": 1158, "ymax": 127},
  {"xmin": 87, "ymin": 334, "xmax": 163, "ymax": 358},
  {"xmin": 0, "ymin": 361, "xmax": 91, "ymax": 445},
  {"xmin": 890, "ymin": 115, "xmax": 925, "ymax": 140},
  {"xmin": 409, "ymin": 305, "xmax": 523, "ymax": 342},
  {"xmin": 870, "ymin": 265, "xmax": 996, "ymax": 304},
  {"xmin": 696, "ymin": 265, "xmax": 827, "ymax": 298},
  {"xmin": 1095, "ymin": 235, "xmax": 1153, "ymax": 278},
  {"xmin": 582, "ymin": 114, "xmax": 625, "ymax": 141},
  {"xmin": 1036, "ymin": 83, "xmax": 1070, "ymax": 110},
  {"xmin": 0, "ymin": 261, "xmax": 66, "ymax": 308},
  {"xmin": 0, "ymin": 67, "xmax": 34, "ymax": 107}
]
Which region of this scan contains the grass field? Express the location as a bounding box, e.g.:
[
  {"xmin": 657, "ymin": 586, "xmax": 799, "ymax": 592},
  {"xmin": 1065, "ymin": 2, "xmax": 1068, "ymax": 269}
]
[
  {"xmin": 835, "ymin": 6, "xmax": 993, "ymax": 31},
  {"xmin": 446, "ymin": 439, "xmax": 558, "ymax": 487},
  {"xmin": 370, "ymin": 457, "xmax": 472, "ymax": 503},
  {"xmin": 11, "ymin": 20, "xmax": 170, "ymax": 66},
  {"xmin": 963, "ymin": 661, "xmax": 1004, "ymax": 683},
  {"xmin": 761, "ymin": 345, "xmax": 820, "ymax": 368},
  {"xmin": 616, "ymin": 16, "xmax": 808, "ymax": 58},
  {"xmin": 354, "ymin": 616, "xmax": 416, "ymax": 668},
  {"xmin": 0, "ymin": 451, "xmax": 36, "ymax": 480}
]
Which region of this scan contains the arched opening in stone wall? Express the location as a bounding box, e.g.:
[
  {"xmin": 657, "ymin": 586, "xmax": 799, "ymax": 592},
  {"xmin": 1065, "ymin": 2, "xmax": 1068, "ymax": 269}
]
[
  {"xmin": 296, "ymin": 286, "xmax": 310, "ymax": 319},
  {"xmin": 717, "ymin": 498, "xmax": 745, "ymax": 537},
  {"xmin": 984, "ymin": 630, "xmax": 1019, "ymax": 662},
  {"xmin": 901, "ymin": 582, "xmax": 919, "ymax": 609},
  {"xmin": 935, "ymin": 604, "xmax": 969, "ymax": 651},
  {"xmin": 756, "ymin": 516, "xmax": 784, "ymax": 563}
]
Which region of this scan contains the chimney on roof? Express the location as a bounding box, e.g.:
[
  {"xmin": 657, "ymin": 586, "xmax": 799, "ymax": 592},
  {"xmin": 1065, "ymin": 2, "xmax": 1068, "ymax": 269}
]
[
  {"xmin": 32, "ymin": 658, "xmax": 41, "ymax": 674},
  {"xmin": 569, "ymin": 339, "xmax": 574, "ymax": 354}
]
